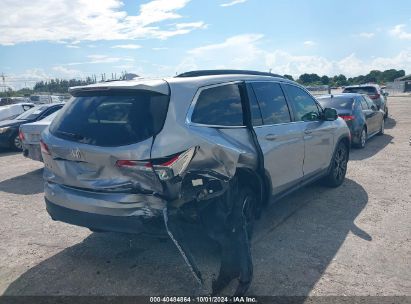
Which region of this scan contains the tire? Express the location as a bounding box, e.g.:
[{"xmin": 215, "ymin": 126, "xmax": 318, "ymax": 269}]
[
  {"xmin": 238, "ymin": 186, "xmax": 258, "ymax": 238},
  {"xmin": 323, "ymin": 141, "xmax": 349, "ymax": 188},
  {"xmin": 378, "ymin": 119, "xmax": 384, "ymax": 135},
  {"xmin": 384, "ymin": 107, "xmax": 388, "ymax": 119},
  {"xmin": 355, "ymin": 127, "xmax": 367, "ymax": 149},
  {"xmin": 11, "ymin": 135, "xmax": 23, "ymax": 151}
]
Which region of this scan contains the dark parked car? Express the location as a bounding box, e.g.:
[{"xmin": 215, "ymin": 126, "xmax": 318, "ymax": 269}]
[
  {"xmin": 342, "ymin": 84, "xmax": 388, "ymax": 119},
  {"xmin": 318, "ymin": 93, "xmax": 384, "ymax": 148},
  {"xmin": 0, "ymin": 103, "xmax": 63, "ymax": 150}
]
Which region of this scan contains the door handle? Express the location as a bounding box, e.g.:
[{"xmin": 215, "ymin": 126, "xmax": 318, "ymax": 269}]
[
  {"xmin": 265, "ymin": 134, "xmax": 278, "ymax": 141},
  {"xmin": 304, "ymin": 129, "xmax": 312, "ymax": 134}
]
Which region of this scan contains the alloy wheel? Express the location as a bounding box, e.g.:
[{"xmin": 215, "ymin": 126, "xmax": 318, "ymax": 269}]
[
  {"xmin": 14, "ymin": 136, "xmax": 22, "ymax": 150},
  {"xmin": 333, "ymin": 145, "xmax": 348, "ymax": 182},
  {"xmin": 360, "ymin": 129, "xmax": 366, "ymax": 148}
]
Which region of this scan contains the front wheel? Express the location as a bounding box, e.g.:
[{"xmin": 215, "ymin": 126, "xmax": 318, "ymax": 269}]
[
  {"xmin": 323, "ymin": 142, "xmax": 348, "ymax": 188},
  {"xmin": 378, "ymin": 120, "xmax": 384, "ymax": 135}
]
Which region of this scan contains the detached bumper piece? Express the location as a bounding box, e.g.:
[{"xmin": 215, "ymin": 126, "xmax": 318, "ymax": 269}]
[{"xmin": 164, "ymin": 177, "xmax": 253, "ymax": 296}]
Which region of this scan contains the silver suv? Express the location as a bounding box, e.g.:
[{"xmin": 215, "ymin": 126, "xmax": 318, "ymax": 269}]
[{"xmin": 41, "ymin": 70, "xmax": 350, "ymax": 295}]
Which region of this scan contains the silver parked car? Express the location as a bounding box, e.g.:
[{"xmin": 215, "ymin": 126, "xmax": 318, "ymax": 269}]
[
  {"xmin": 20, "ymin": 110, "xmax": 61, "ymax": 161},
  {"xmin": 41, "ymin": 70, "xmax": 350, "ymax": 295}
]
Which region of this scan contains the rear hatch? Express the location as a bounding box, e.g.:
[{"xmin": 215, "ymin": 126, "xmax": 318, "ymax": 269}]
[
  {"xmin": 21, "ymin": 111, "xmax": 59, "ymax": 145},
  {"xmin": 42, "ymin": 82, "xmax": 170, "ymax": 194}
]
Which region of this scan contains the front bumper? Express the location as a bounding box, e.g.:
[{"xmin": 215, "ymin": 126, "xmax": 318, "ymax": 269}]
[{"xmin": 45, "ymin": 182, "xmax": 167, "ymax": 233}]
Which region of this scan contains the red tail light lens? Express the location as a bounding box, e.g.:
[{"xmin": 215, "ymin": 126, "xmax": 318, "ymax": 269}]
[
  {"xmin": 369, "ymin": 94, "xmax": 380, "ymax": 100},
  {"xmin": 116, "ymin": 147, "xmax": 196, "ymax": 181},
  {"xmin": 19, "ymin": 130, "xmax": 25, "ymax": 141},
  {"xmin": 339, "ymin": 115, "xmax": 355, "ymax": 121},
  {"xmin": 40, "ymin": 140, "xmax": 50, "ymax": 155}
]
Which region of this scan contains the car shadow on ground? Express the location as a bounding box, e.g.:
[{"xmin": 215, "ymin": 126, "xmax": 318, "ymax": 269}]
[
  {"xmin": 384, "ymin": 117, "xmax": 396, "ymax": 130},
  {"xmin": 0, "ymin": 168, "xmax": 43, "ymax": 195},
  {"xmin": 3, "ymin": 178, "xmax": 369, "ymax": 298},
  {"xmin": 349, "ymin": 134, "xmax": 393, "ymax": 161},
  {"xmin": 0, "ymin": 147, "xmax": 19, "ymax": 156}
]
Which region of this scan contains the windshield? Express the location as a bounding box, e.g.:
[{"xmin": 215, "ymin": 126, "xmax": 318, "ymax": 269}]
[
  {"xmin": 343, "ymin": 87, "xmax": 377, "ymax": 95},
  {"xmin": 15, "ymin": 105, "xmax": 48, "ymax": 120},
  {"xmin": 318, "ymin": 97, "xmax": 354, "ymax": 110},
  {"xmin": 50, "ymin": 90, "xmax": 170, "ymax": 147}
]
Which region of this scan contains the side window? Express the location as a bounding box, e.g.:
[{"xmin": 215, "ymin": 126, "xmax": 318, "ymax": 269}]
[
  {"xmin": 285, "ymin": 84, "xmax": 320, "ymax": 121},
  {"xmin": 246, "ymin": 84, "xmax": 263, "ymax": 126},
  {"xmin": 359, "ymin": 96, "xmax": 369, "ymax": 110},
  {"xmin": 251, "ymin": 82, "xmax": 291, "ymax": 125},
  {"xmin": 364, "ymin": 96, "xmax": 375, "ymax": 109},
  {"xmin": 191, "ymin": 84, "xmax": 244, "ymax": 126}
]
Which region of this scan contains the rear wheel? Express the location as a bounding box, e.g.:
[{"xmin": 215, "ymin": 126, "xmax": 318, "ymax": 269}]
[
  {"xmin": 240, "ymin": 187, "xmax": 258, "ymax": 238},
  {"xmin": 356, "ymin": 128, "xmax": 367, "ymax": 149},
  {"xmin": 323, "ymin": 141, "xmax": 348, "ymax": 187},
  {"xmin": 12, "ymin": 135, "xmax": 23, "ymax": 151}
]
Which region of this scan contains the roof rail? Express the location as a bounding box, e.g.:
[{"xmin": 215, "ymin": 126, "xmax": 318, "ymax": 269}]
[{"xmin": 176, "ymin": 69, "xmax": 285, "ymax": 79}]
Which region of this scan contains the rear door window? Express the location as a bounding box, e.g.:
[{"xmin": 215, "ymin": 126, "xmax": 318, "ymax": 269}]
[
  {"xmin": 191, "ymin": 83, "xmax": 244, "ymax": 126},
  {"xmin": 50, "ymin": 90, "xmax": 170, "ymax": 147},
  {"xmin": 251, "ymin": 82, "xmax": 291, "ymax": 125},
  {"xmin": 284, "ymin": 84, "xmax": 320, "ymax": 121},
  {"xmin": 364, "ymin": 95, "xmax": 376, "ymax": 110},
  {"xmin": 359, "ymin": 96, "xmax": 369, "ymax": 110}
]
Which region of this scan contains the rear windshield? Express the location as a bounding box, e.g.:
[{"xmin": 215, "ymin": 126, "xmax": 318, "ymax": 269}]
[
  {"xmin": 318, "ymin": 97, "xmax": 354, "ymax": 110},
  {"xmin": 16, "ymin": 105, "xmax": 49, "ymax": 120},
  {"xmin": 49, "ymin": 90, "xmax": 169, "ymax": 147},
  {"xmin": 343, "ymin": 87, "xmax": 377, "ymax": 94}
]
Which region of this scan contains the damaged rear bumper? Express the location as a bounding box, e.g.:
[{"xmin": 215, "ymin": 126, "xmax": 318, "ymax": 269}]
[{"xmin": 45, "ymin": 181, "xmax": 166, "ymax": 233}]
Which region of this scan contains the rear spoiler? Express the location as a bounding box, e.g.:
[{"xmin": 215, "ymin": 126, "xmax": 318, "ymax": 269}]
[{"xmin": 69, "ymin": 79, "xmax": 170, "ymax": 96}]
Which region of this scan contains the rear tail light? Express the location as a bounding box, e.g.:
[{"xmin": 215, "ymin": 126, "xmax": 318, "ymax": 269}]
[
  {"xmin": 116, "ymin": 147, "xmax": 196, "ymax": 181},
  {"xmin": 339, "ymin": 115, "xmax": 355, "ymax": 121},
  {"xmin": 369, "ymin": 94, "xmax": 380, "ymax": 100},
  {"xmin": 40, "ymin": 140, "xmax": 50, "ymax": 155},
  {"xmin": 18, "ymin": 130, "xmax": 25, "ymax": 141}
]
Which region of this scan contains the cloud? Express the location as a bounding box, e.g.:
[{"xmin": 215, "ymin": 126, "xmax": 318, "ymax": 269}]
[
  {"xmin": 111, "ymin": 44, "xmax": 142, "ymax": 49},
  {"xmin": 390, "ymin": 24, "xmax": 411, "ymax": 40},
  {"xmin": 2, "ymin": 69, "xmax": 51, "ymax": 90},
  {"xmin": 220, "ymin": 0, "xmax": 247, "ymax": 7},
  {"xmin": 303, "ymin": 40, "xmax": 316, "ymax": 47},
  {"xmin": 0, "ymin": 0, "xmax": 205, "ymax": 45},
  {"xmin": 52, "ymin": 66, "xmax": 84, "ymax": 78},
  {"xmin": 65, "ymin": 54, "xmax": 134, "ymax": 66},
  {"xmin": 173, "ymin": 34, "xmax": 411, "ymax": 77},
  {"xmin": 357, "ymin": 32, "xmax": 375, "ymax": 38}
]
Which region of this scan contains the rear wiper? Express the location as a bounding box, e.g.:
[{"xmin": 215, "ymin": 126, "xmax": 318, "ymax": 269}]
[{"xmin": 56, "ymin": 130, "xmax": 85, "ymax": 140}]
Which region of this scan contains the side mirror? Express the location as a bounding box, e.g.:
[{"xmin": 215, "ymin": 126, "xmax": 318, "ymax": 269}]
[{"xmin": 323, "ymin": 108, "xmax": 338, "ymax": 121}]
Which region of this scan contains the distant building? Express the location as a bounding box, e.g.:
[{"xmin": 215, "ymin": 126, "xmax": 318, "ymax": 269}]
[
  {"xmin": 395, "ymin": 74, "xmax": 411, "ymax": 81},
  {"xmin": 393, "ymin": 74, "xmax": 411, "ymax": 92}
]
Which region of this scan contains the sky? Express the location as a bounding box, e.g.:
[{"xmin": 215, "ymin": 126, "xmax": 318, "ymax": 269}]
[{"xmin": 1, "ymin": 0, "xmax": 411, "ymax": 89}]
